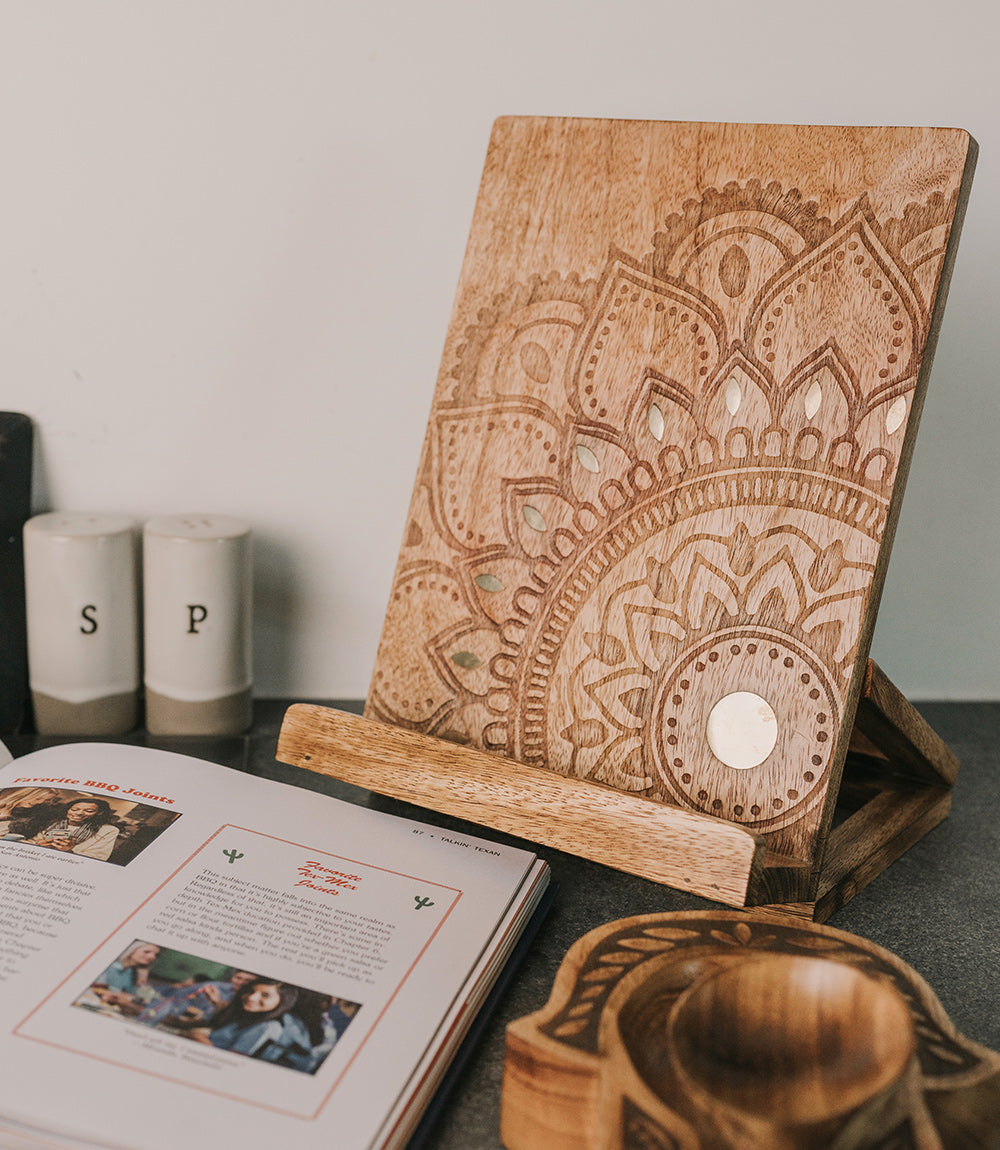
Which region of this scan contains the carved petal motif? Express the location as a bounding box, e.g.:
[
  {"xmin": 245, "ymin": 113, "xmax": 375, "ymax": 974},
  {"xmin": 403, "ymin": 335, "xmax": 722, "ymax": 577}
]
[
  {"xmin": 749, "ymin": 207, "xmax": 923, "ymax": 401},
  {"xmin": 584, "ymin": 670, "xmax": 653, "ymax": 732},
  {"xmin": 430, "ymin": 622, "xmax": 505, "ymax": 697},
  {"xmin": 471, "ymin": 300, "xmax": 585, "ymax": 403},
  {"xmin": 433, "ymin": 403, "xmax": 563, "ymax": 550},
  {"xmin": 574, "ymin": 260, "xmax": 721, "ymax": 428},
  {"xmin": 464, "ymin": 553, "xmax": 535, "ymax": 626}
]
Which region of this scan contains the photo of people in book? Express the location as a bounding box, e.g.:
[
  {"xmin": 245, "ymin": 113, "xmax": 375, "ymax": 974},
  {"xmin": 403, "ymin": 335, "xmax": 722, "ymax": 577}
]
[
  {"xmin": 72, "ymin": 940, "xmax": 361, "ymax": 1075},
  {"xmin": 0, "ymin": 786, "xmax": 180, "ymax": 865}
]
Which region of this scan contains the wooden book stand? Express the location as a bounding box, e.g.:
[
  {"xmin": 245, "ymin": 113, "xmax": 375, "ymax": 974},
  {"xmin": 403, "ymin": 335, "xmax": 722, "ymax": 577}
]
[{"xmin": 281, "ymin": 119, "xmax": 976, "ymax": 921}]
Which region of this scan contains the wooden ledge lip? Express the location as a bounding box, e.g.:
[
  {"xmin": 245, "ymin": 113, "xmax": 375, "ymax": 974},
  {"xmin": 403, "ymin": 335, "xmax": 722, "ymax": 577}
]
[{"xmin": 277, "ymin": 704, "xmax": 766, "ymax": 908}]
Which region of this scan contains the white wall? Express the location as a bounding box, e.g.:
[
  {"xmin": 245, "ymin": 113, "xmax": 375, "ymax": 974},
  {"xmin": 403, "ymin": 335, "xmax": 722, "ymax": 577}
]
[{"xmin": 4, "ymin": 0, "xmax": 998, "ymax": 699}]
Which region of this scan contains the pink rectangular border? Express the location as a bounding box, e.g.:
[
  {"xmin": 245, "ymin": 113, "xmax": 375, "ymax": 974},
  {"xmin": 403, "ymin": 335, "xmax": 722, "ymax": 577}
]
[{"xmin": 13, "ymin": 823, "xmax": 464, "ymax": 1122}]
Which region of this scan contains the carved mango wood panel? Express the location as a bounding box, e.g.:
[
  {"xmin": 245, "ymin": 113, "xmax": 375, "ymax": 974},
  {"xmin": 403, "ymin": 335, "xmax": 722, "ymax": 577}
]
[{"xmin": 367, "ymin": 119, "xmax": 975, "ymax": 864}]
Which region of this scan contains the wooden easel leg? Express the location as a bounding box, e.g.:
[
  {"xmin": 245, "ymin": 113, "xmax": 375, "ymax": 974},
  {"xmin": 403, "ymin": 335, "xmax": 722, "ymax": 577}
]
[
  {"xmin": 754, "ymin": 661, "xmax": 959, "ymax": 923},
  {"xmin": 813, "ymin": 785, "xmax": 953, "ymax": 921},
  {"xmin": 850, "ymin": 661, "xmax": 959, "ymax": 786},
  {"xmin": 814, "ymin": 660, "xmax": 957, "ymax": 921}
]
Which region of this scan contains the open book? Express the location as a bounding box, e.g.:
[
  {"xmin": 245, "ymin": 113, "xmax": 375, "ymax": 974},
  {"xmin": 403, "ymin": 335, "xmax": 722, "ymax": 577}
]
[{"xmin": 0, "ymin": 739, "xmax": 550, "ymax": 1149}]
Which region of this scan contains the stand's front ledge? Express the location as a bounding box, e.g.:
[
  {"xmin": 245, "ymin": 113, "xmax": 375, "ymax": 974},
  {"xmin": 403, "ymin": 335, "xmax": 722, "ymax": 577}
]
[
  {"xmin": 276, "ymin": 660, "xmax": 959, "ymax": 923},
  {"xmin": 276, "ymin": 703, "xmax": 765, "ymax": 908}
]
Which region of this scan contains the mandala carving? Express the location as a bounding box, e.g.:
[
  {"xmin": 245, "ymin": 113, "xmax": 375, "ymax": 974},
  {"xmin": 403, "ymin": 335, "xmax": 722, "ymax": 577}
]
[{"xmin": 369, "ymin": 179, "xmax": 960, "ymax": 853}]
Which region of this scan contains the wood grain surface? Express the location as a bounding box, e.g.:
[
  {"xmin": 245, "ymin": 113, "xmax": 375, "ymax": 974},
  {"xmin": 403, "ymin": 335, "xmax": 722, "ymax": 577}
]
[
  {"xmin": 501, "ymin": 910, "xmax": 1000, "ymax": 1149},
  {"xmin": 366, "ymin": 118, "xmax": 975, "ymax": 881},
  {"xmin": 276, "ymin": 703, "xmax": 764, "ymax": 906}
]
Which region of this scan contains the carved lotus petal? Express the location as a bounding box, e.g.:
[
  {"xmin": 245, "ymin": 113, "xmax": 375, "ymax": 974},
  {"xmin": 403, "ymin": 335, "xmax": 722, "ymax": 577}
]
[
  {"xmin": 584, "ymin": 670, "xmax": 653, "ymax": 732},
  {"xmin": 520, "ymin": 341, "xmax": 552, "ymax": 384},
  {"xmin": 584, "ymin": 632, "xmax": 627, "ymax": 665},
  {"xmin": 570, "ymin": 437, "xmax": 634, "ymax": 507},
  {"xmin": 471, "ymin": 300, "xmax": 584, "ymax": 403},
  {"xmin": 853, "ymin": 387, "xmax": 915, "ymax": 471},
  {"xmin": 808, "ymin": 539, "xmax": 847, "ymax": 593},
  {"xmin": 588, "ymin": 742, "xmax": 652, "ymax": 791},
  {"xmin": 644, "ymin": 556, "xmax": 678, "ymax": 603},
  {"xmin": 506, "ymin": 485, "xmax": 581, "ymax": 560},
  {"xmin": 370, "ymin": 564, "xmax": 472, "ymax": 725},
  {"xmin": 433, "ymin": 405, "xmax": 562, "ymax": 549},
  {"xmin": 683, "ymin": 558, "xmax": 741, "ymax": 628},
  {"xmin": 750, "ymin": 209, "xmax": 922, "ymax": 397},
  {"xmin": 727, "ymin": 523, "xmax": 756, "ymax": 577},
  {"xmin": 704, "ymin": 358, "xmax": 772, "ymax": 445},
  {"xmin": 464, "ymin": 554, "xmax": 536, "ymax": 627},
  {"xmin": 560, "ymin": 718, "xmax": 608, "ymax": 748},
  {"xmin": 745, "ymin": 549, "xmax": 807, "ymax": 623},
  {"xmin": 432, "ymin": 624, "xmax": 504, "ymax": 697},
  {"xmin": 623, "ymin": 605, "xmax": 685, "ymax": 674},
  {"xmin": 576, "ymin": 262, "xmax": 721, "ymax": 426}
]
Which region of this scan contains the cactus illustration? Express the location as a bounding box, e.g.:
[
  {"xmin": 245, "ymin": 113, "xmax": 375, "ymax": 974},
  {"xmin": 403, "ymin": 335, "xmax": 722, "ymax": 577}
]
[
  {"xmin": 414, "ymin": 895, "xmax": 435, "ymax": 911},
  {"xmin": 223, "ymin": 848, "xmax": 244, "ymax": 864}
]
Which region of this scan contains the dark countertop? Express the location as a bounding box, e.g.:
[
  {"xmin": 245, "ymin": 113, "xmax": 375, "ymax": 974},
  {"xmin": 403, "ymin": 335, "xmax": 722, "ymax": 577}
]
[{"xmin": 8, "ymin": 700, "xmax": 1000, "ymax": 1148}]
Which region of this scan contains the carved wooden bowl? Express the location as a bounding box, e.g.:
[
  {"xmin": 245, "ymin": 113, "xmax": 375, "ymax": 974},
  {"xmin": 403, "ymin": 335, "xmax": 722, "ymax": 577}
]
[{"xmin": 501, "ymin": 912, "xmax": 1000, "ymax": 1149}]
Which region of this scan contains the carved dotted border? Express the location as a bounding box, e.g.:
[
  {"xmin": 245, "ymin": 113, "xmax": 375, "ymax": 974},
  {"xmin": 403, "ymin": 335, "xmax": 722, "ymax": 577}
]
[{"xmin": 648, "ymin": 629, "xmax": 838, "ymax": 831}]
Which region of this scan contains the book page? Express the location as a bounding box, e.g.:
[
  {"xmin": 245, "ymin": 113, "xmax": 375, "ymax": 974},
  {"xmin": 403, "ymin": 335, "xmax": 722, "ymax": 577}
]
[{"xmin": 0, "ymin": 741, "xmax": 540, "ymax": 1150}]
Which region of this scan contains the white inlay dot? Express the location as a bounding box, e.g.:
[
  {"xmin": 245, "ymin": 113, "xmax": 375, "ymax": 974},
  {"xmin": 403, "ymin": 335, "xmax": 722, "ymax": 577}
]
[
  {"xmin": 725, "ymin": 376, "xmax": 742, "ymax": 415},
  {"xmin": 706, "ymin": 691, "xmax": 777, "ymax": 770}
]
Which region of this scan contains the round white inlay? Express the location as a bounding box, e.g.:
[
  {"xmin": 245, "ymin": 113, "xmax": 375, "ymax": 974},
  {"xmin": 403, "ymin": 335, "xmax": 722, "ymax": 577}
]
[{"xmin": 706, "ymin": 691, "xmax": 777, "ymax": 770}]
